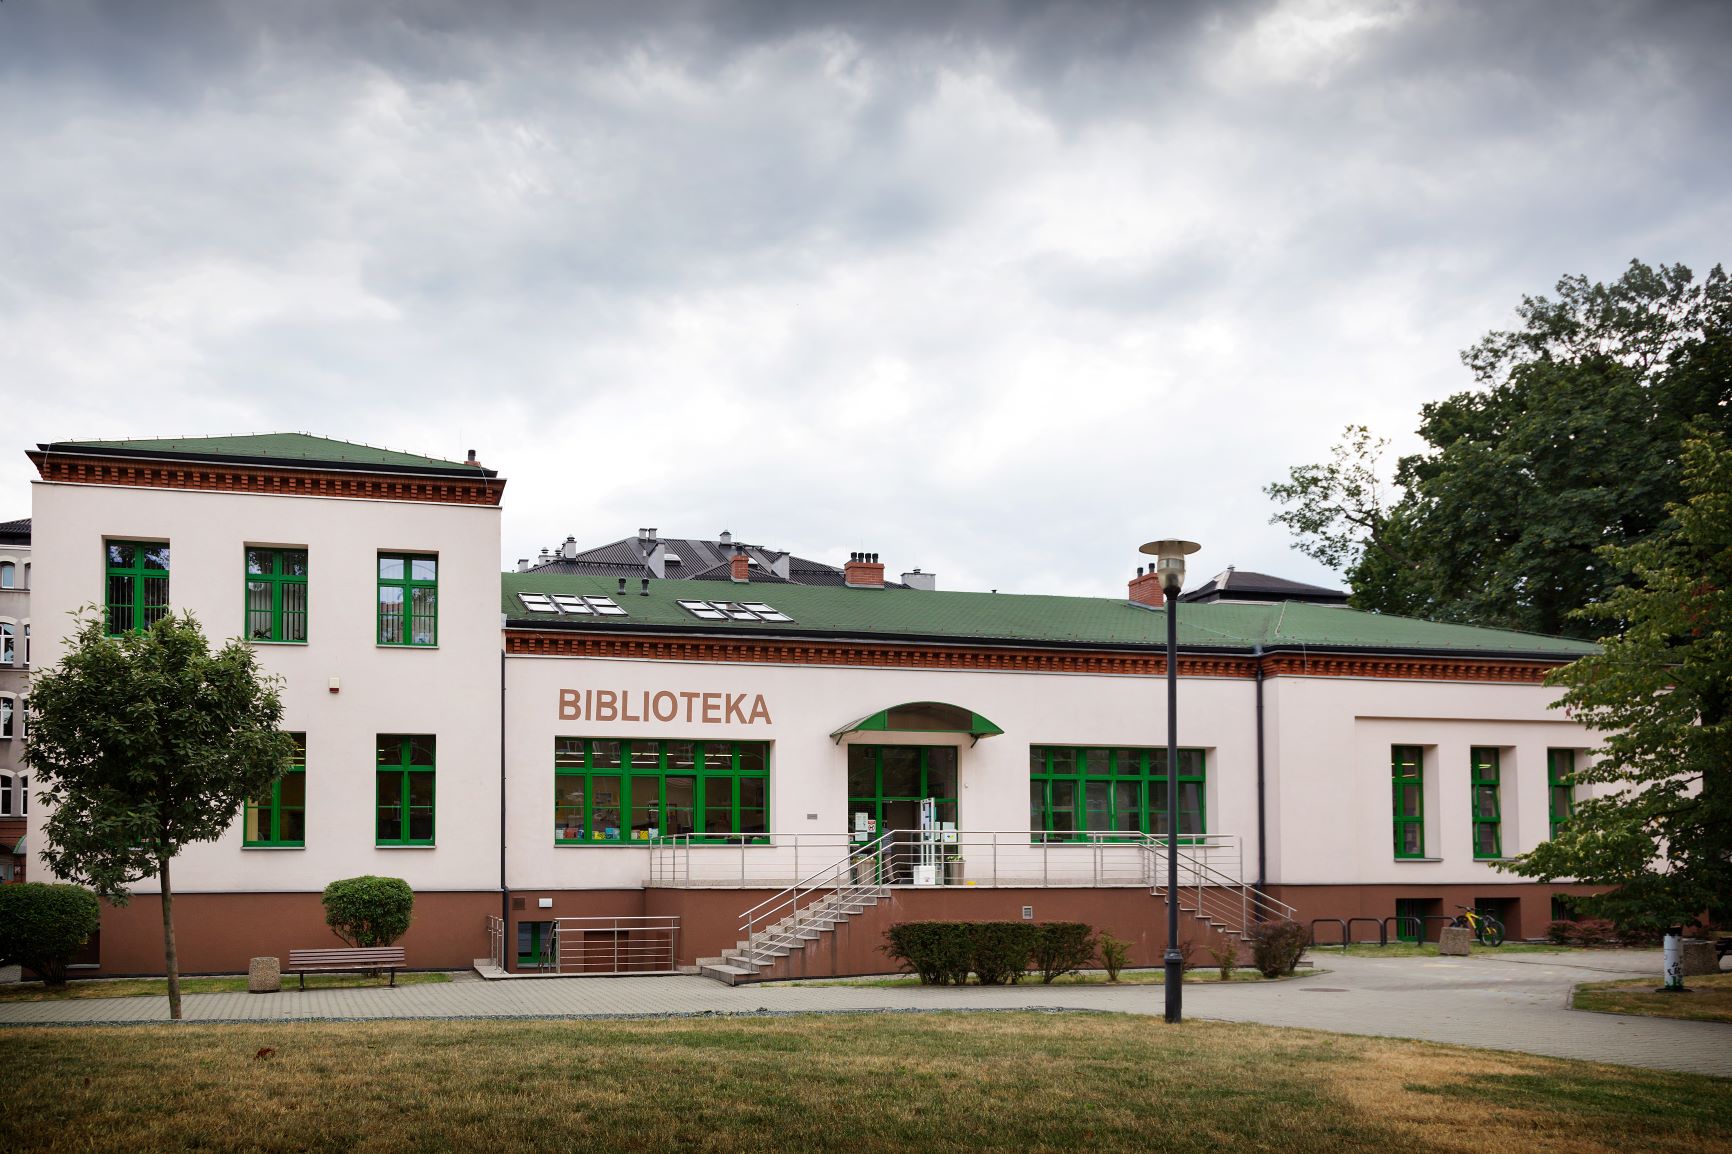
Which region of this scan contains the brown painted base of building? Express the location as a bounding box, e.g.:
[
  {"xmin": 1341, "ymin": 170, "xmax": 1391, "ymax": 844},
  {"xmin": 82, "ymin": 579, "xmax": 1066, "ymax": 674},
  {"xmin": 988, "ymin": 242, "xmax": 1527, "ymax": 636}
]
[
  {"xmin": 84, "ymin": 891, "xmax": 497, "ymax": 976},
  {"xmin": 1266, "ymin": 881, "xmax": 1607, "ymax": 943}
]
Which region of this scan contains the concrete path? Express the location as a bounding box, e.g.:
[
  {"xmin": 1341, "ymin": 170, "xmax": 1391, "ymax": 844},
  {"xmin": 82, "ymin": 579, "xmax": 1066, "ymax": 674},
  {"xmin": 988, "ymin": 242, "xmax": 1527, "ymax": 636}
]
[{"xmin": 2, "ymin": 948, "xmax": 1725, "ymax": 1078}]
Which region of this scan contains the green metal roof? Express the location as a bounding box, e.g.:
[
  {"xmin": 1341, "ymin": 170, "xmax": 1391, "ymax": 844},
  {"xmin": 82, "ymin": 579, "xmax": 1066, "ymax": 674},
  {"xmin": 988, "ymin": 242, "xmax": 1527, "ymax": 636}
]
[
  {"xmin": 501, "ymin": 573, "xmax": 1598, "ymax": 659},
  {"xmin": 39, "ymin": 433, "xmax": 484, "ymax": 473}
]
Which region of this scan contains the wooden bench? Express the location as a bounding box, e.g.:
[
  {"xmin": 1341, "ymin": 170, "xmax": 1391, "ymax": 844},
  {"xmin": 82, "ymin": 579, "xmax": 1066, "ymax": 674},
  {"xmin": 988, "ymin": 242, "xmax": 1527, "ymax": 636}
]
[{"xmin": 286, "ymin": 947, "xmax": 406, "ymax": 989}]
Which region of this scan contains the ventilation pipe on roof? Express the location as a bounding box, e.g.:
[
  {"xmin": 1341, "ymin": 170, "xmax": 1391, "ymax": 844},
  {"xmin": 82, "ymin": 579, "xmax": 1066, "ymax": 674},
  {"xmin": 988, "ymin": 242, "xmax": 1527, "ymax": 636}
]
[
  {"xmin": 561, "ymin": 536, "xmax": 578, "ymax": 560},
  {"xmin": 845, "ymin": 552, "xmax": 885, "ymax": 588},
  {"xmin": 719, "ymin": 529, "xmax": 732, "ymax": 546},
  {"xmin": 640, "ymin": 577, "xmax": 651, "ymax": 596},
  {"xmin": 900, "ymin": 568, "xmax": 937, "ymax": 591},
  {"xmin": 618, "ymin": 577, "xmax": 628, "ymax": 595},
  {"xmin": 465, "ymin": 449, "xmax": 480, "ymax": 467}
]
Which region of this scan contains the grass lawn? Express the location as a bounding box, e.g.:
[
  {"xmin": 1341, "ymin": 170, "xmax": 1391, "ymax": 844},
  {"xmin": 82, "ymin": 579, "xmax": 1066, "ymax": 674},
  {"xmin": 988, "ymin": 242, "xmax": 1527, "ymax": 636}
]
[
  {"xmin": 1573, "ymin": 972, "xmax": 1732, "ymax": 1024},
  {"xmin": 781, "ymin": 967, "xmax": 1322, "ymax": 988},
  {"xmin": 1, "ymin": 1012, "xmax": 1727, "ymax": 1154},
  {"xmin": 0, "ymin": 971, "xmax": 451, "ymax": 1002},
  {"xmin": 1324, "ymin": 941, "xmax": 1571, "ymax": 958}
]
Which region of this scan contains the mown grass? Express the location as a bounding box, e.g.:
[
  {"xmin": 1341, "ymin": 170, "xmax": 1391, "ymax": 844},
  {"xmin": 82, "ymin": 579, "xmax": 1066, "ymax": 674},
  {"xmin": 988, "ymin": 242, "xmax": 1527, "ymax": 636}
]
[
  {"xmin": 1323, "ymin": 941, "xmax": 1570, "ymax": 957},
  {"xmin": 0, "ymin": 971, "xmax": 452, "ymax": 1002},
  {"xmin": 1573, "ymin": 972, "xmax": 1732, "ymax": 1023},
  {"xmin": 782, "ymin": 967, "xmax": 1323, "ymax": 988},
  {"xmin": 0, "ymin": 1013, "xmax": 1725, "ymax": 1154}
]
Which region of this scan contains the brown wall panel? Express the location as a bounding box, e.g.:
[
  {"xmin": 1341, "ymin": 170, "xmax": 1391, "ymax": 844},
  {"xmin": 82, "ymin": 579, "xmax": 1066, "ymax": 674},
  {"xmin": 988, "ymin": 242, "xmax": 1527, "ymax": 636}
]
[{"xmin": 1268, "ymin": 882, "xmax": 1606, "ymax": 942}]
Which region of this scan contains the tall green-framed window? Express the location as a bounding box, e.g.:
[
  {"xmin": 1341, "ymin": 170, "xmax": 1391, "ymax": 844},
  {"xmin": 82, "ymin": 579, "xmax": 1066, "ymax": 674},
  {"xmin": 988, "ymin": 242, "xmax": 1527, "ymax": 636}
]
[
  {"xmin": 1392, "ymin": 745, "xmax": 1424, "ymax": 858},
  {"xmin": 377, "ymin": 734, "xmax": 435, "ymax": 845},
  {"xmin": 244, "ymin": 733, "xmax": 306, "ymax": 847},
  {"xmin": 849, "ymin": 746, "xmax": 959, "ymax": 839},
  {"xmin": 1028, "ymin": 746, "xmax": 1205, "ymax": 843},
  {"xmin": 377, "ymin": 554, "xmax": 437, "ymax": 646},
  {"xmin": 104, "ymin": 540, "xmax": 170, "ymax": 636},
  {"xmin": 1471, "ymin": 747, "xmax": 1502, "ymax": 859},
  {"xmin": 1548, "ymin": 749, "xmax": 1575, "ymax": 840},
  {"xmin": 553, "ymin": 738, "xmax": 768, "ymax": 844},
  {"xmin": 245, "ymin": 548, "xmax": 309, "ymax": 643}
]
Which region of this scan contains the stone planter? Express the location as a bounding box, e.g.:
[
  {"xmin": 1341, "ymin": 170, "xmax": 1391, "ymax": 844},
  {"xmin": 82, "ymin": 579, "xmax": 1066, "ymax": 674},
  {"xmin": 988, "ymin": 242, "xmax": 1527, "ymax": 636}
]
[
  {"xmin": 248, "ymin": 956, "xmax": 281, "ymax": 994},
  {"xmin": 1680, "ymin": 939, "xmax": 1719, "ymax": 977},
  {"xmin": 1438, "ymin": 926, "xmax": 1474, "ymax": 956}
]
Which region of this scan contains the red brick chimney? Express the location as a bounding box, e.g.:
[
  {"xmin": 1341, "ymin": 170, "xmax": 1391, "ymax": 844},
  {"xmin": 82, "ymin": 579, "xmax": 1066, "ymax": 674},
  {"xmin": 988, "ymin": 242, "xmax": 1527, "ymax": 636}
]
[
  {"xmin": 844, "ymin": 552, "xmax": 885, "ymax": 588},
  {"xmin": 730, "ymin": 549, "xmax": 750, "ymax": 583},
  {"xmin": 1128, "ymin": 566, "xmax": 1165, "ymax": 607}
]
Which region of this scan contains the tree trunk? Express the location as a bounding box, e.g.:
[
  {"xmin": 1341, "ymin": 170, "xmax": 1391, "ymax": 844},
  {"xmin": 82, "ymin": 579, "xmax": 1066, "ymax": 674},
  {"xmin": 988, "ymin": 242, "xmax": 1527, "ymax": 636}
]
[{"xmin": 159, "ymin": 854, "xmax": 181, "ymax": 1021}]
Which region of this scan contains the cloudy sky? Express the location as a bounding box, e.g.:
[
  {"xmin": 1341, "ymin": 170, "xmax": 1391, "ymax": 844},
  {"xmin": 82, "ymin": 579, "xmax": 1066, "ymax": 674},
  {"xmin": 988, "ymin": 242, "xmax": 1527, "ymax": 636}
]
[{"xmin": 2, "ymin": 0, "xmax": 1728, "ymax": 596}]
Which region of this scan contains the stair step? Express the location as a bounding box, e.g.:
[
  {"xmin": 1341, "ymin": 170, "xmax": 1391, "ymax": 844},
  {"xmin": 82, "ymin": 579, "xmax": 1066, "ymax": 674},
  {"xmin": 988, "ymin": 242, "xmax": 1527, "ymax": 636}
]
[{"xmin": 700, "ymin": 963, "xmax": 756, "ymax": 985}]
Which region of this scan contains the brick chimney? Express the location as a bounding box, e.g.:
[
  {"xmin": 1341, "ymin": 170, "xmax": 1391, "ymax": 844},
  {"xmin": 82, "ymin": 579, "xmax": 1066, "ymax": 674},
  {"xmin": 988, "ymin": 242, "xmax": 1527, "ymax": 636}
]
[
  {"xmin": 730, "ymin": 549, "xmax": 750, "ymax": 583},
  {"xmin": 845, "ymin": 552, "xmax": 885, "ymax": 588},
  {"xmin": 1128, "ymin": 565, "xmax": 1165, "ymax": 607}
]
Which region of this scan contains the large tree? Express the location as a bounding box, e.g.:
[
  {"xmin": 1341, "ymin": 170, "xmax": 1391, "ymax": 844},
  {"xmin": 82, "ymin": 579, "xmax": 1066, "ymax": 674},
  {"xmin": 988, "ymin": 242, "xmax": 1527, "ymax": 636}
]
[
  {"xmin": 1500, "ymin": 431, "xmax": 1732, "ymax": 926},
  {"xmin": 1268, "ymin": 260, "xmax": 1731, "ymax": 636},
  {"xmin": 24, "ymin": 612, "xmax": 295, "ymax": 1019}
]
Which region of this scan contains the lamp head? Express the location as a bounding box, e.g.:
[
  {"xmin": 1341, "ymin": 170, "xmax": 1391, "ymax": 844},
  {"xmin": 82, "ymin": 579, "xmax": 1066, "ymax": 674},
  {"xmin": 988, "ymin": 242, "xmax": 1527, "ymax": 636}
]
[{"xmin": 1138, "ymin": 539, "xmax": 1201, "ymax": 594}]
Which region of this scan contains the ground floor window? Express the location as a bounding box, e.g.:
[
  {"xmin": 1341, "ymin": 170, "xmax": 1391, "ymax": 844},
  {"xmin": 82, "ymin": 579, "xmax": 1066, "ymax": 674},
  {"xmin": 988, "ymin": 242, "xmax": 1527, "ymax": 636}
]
[
  {"xmin": 1028, "ymin": 746, "xmax": 1204, "ymax": 842},
  {"xmin": 244, "ymin": 733, "xmax": 306, "ymax": 846},
  {"xmin": 1394, "ymin": 898, "xmax": 1433, "ymax": 942},
  {"xmin": 553, "ymin": 738, "xmax": 768, "ymax": 843},
  {"xmin": 377, "ymin": 734, "xmax": 435, "ymax": 845},
  {"xmin": 1548, "ymin": 749, "xmax": 1575, "ymax": 840},
  {"xmin": 847, "ymin": 745, "xmax": 957, "ymax": 839}
]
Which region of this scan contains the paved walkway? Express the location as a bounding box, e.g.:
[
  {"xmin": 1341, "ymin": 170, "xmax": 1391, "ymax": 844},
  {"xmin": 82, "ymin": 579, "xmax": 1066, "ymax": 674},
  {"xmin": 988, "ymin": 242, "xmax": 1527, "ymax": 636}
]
[{"xmin": 1, "ymin": 949, "xmax": 1725, "ymax": 1077}]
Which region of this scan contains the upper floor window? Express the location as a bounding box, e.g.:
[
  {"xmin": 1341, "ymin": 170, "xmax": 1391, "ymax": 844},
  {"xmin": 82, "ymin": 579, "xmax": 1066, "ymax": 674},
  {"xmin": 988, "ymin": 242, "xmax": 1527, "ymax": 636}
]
[
  {"xmin": 1392, "ymin": 745, "xmax": 1424, "ymax": 858},
  {"xmin": 105, "ymin": 540, "xmax": 170, "ymax": 635},
  {"xmin": 1471, "ymin": 747, "xmax": 1502, "ymax": 859},
  {"xmin": 377, "ymin": 734, "xmax": 436, "ymax": 845},
  {"xmin": 0, "ymin": 772, "xmax": 12, "ymax": 816},
  {"xmin": 245, "ymin": 548, "xmax": 309, "ymax": 643},
  {"xmin": 1548, "ymin": 749, "xmax": 1576, "ymax": 840},
  {"xmin": 0, "ymin": 561, "xmax": 14, "ymax": 588},
  {"xmin": 0, "ymin": 622, "xmax": 12, "ymax": 665},
  {"xmin": 0, "ymin": 695, "xmax": 12, "ymax": 739},
  {"xmin": 377, "ymin": 554, "xmax": 437, "ymax": 646}
]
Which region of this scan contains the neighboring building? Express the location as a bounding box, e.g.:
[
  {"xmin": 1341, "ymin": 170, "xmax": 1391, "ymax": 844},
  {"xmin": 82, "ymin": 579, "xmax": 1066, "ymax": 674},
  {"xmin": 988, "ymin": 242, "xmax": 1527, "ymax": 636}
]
[
  {"xmin": 521, "ymin": 527, "xmax": 936, "ymax": 590},
  {"xmin": 0, "ymin": 517, "xmax": 28, "ymax": 881},
  {"xmin": 1178, "ymin": 566, "xmax": 1348, "ymax": 606},
  {"xmin": 27, "ymin": 433, "xmax": 1604, "ymax": 978}
]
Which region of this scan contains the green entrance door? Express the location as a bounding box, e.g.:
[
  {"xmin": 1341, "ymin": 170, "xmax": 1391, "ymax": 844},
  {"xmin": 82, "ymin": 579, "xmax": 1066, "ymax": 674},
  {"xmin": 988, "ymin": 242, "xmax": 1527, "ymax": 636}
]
[
  {"xmin": 848, "ymin": 746, "xmax": 958, "ymax": 881},
  {"xmin": 517, "ymin": 921, "xmax": 553, "ymax": 969}
]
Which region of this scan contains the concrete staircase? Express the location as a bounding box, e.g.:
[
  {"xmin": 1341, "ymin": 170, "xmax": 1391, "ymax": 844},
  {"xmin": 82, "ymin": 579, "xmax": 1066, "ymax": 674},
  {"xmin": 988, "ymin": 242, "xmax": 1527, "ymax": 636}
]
[{"xmin": 698, "ymin": 889, "xmax": 882, "ymax": 984}]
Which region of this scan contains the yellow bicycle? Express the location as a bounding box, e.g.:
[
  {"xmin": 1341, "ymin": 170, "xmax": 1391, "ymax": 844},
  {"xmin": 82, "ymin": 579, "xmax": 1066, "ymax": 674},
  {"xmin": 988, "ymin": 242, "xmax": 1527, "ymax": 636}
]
[{"xmin": 1450, "ymin": 905, "xmax": 1506, "ymax": 947}]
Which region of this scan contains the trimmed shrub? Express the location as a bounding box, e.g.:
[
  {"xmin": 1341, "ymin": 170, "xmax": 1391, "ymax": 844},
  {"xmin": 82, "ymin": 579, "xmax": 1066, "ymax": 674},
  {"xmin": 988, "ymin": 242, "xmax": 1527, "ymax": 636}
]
[
  {"xmin": 884, "ymin": 922, "xmax": 973, "ymax": 985},
  {"xmin": 971, "ymin": 922, "xmax": 1037, "ymax": 985},
  {"xmin": 1249, "ymin": 919, "xmax": 1309, "ymax": 978},
  {"xmin": 1029, "ymin": 923, "xmax": 1096, "ymax": 985},
  {"xmin": 1097, "ymin": 932, "xmax": 1131, "ymax": 982},
  {"xmin": 321, "ymin": 876, "xmax": 415, "ymax": 948},
  {"xmin": 0, "ymin": 883, "xmax": 101, "ymax": 988}
]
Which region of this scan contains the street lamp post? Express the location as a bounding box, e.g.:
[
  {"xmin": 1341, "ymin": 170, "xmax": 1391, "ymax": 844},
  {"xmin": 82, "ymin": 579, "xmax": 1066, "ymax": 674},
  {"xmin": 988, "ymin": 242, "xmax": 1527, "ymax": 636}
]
[{"xmin": 1140, "ymin": 538, "xmax": 1200, "ymax": 1025}]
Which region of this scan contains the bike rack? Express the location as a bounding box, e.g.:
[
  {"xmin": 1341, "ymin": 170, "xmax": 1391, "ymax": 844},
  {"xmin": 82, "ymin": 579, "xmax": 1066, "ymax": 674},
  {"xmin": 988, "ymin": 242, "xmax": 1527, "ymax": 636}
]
[
  {"xmin": 1346, "ymin": 916, "xmax": 1386, "ymax": 947},
  {"xmin": 1421, "ymin": 915, "xmax": 1455, "ymax": 944},
  {"xmin": 1309, "ymin": 918, "xmax": 1348, "ymax": 949},
  {"xmin": 1383, "ymin": 915, "xmax": 1423, "ymax": 944}
]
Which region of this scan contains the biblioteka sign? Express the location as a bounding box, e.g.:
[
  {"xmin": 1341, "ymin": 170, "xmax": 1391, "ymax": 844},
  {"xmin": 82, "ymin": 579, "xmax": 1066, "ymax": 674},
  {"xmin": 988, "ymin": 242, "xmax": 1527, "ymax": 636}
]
[{"xmin": 558, "ymin": 688, "xmax": 773, "ymax": 725}]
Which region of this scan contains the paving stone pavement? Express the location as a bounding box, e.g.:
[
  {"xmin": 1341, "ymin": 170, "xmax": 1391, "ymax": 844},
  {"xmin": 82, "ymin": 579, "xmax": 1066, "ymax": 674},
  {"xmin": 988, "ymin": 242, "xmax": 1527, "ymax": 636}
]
[{"xmin": 1, "ymin": 948, "xmax": 1725, "ymax": 1078}]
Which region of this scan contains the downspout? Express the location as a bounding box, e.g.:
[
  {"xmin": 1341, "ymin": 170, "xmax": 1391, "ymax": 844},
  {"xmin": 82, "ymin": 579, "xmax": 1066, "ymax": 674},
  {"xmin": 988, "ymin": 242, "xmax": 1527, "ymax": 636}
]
[
  {"xmin": 1254, "ymin": 644, "xmax": 1268, "ymax": 898},
  {"xmin": 500, "ymin": 644, "xmax": 509, "ymax": 961}
]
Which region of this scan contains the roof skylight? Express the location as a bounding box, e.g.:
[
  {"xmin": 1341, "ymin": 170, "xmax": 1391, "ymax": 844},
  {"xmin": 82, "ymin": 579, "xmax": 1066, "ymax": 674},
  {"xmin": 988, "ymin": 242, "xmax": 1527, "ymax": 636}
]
[
  {"xmin": 517, "ymin": 592, "xmax": 629, "ymax": 617},
  {"xmin": 677, "ymin": 599, "xmax": 793, "ymax": 623}
]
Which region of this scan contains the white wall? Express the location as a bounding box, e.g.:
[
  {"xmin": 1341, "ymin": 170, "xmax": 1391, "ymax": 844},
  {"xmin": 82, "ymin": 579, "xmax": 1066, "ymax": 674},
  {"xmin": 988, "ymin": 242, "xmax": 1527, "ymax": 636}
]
[{"xmin": 28, "ymin": 480, "xmax": 502, "ymax": 894}]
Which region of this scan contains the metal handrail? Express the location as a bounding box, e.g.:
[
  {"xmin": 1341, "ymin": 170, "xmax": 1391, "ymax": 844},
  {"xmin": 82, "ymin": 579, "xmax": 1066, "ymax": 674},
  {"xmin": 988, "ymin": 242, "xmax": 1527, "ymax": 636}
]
[
  {"xmin": 546, "ymin": 915, "xmax": 680, "ymax": 975},
  {"xmin": 485, "ymin": 914, "xmax": 506, "ymax": 970}
]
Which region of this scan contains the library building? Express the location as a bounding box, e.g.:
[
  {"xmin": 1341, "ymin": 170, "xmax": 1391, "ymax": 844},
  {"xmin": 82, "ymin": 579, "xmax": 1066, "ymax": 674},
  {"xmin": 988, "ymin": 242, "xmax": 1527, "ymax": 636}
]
[{"xmin": 23, "ymin": 435, "xmax": 1603, "ymax": 981}]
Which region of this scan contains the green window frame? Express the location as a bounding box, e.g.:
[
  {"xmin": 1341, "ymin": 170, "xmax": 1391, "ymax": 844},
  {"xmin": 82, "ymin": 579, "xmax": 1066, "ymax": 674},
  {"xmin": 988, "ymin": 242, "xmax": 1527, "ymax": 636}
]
[
  {"xmin": 244, "ymin": 733, "xmax": 306, "ymax": 847},
  {"xmin": 245, "ymin": 548, "xmax": 309, "ymax": 643},
  {"xmin": 377, "ymin": 554, "xmax": 437, "ymax": 646},
  {"xmin": 553, "ymin": 738, "xmax": 769, "ymax": 844},
  {"xmin": 1471, "ymin": 747, "xmax": 1502, "ymax": 859},
  {"xmin": 1392, "ymin": 745, "xmax": 1425, "ymax": 859},
  {"xmin": 1548, "ymin": 749, "xmax": 1575, "ymax": 840},
  {"xmin": 377, "ymin": 734, "xmax": 436, "ymax": 845},
  {"xmin": 1028, "ymin": 746, "xmax": 1205, "ymax": 844},
  {"xmin": 104, "ymin": 540, "xmax": 170, "ymax": 636}
]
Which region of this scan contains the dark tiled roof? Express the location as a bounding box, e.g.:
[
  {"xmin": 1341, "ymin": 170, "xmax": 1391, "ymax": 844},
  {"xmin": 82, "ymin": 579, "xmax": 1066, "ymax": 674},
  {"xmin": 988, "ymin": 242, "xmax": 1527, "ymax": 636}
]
[
  {"xmin": 0, "ymin": 518, "xmax": 29, "ymax": 543},
  {"xmin": 1180, "ymin": 567, "xmax": 1347, "ymax": 605},
  {"xmin": 523, "ymin": 534, "xmax": 858, "ymax": 586}
]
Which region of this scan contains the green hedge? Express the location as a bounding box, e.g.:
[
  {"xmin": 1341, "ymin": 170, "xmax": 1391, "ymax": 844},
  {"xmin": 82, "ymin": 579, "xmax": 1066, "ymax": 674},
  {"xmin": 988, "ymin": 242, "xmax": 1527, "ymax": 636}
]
[
  {"xmin": 884, "ymin": 921, "xmax": 1100, "ymax": 985},
  {"xmin": 0, "ymin": 883, "xmax": 101, "ymax": 988},
  {"xmin": 321, "ymin": 876, "xmax": 415, "ymax": 948}
]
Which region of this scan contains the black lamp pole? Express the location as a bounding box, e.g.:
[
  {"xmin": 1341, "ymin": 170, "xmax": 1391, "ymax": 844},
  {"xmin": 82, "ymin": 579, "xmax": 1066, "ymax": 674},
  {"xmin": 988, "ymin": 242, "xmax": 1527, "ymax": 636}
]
[{"xmin": 1163, "ymin": 576, "xmax": 1182, "ymax": 1024}]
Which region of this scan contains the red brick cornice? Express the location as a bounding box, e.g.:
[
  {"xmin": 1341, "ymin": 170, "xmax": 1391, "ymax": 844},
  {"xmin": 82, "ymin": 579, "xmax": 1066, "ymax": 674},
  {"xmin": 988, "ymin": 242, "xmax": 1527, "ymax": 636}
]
[
  {"xmin": 29, "ymin": 452, "xmax": 505, "ymax": 506},
  {"xmin": 505, "ymin": 630, "xmax": 1562, "ymax": 684}
]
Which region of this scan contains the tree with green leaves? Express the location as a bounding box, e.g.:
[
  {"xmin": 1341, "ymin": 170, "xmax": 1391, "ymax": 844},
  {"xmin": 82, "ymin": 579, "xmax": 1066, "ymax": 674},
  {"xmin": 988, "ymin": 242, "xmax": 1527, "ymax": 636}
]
[
  {"xmin": 1498, "ymin": 431, "xmax": 1732, "ymax": 927},
  {"xmin": 1267, "ymin": 260, "xmax": 1730, "ymax": 636},
  {"xmin": 23, "ymin": 612, "xmax": 296, "ymax": 1019}
]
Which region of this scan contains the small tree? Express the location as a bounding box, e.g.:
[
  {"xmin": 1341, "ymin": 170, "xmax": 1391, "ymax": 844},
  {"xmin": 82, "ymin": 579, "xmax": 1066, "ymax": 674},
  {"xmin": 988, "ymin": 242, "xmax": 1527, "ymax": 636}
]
[
  {"xmin": 0, "ymin": 883, "xmax": 102, "ymax": 988},
  {"xmin": 322, "ymin": 876, "xmax": 415, "ymax": 947},
  {"xmin": 24, "ymin": 611, "xmax": 294, "ymax": 1020}
]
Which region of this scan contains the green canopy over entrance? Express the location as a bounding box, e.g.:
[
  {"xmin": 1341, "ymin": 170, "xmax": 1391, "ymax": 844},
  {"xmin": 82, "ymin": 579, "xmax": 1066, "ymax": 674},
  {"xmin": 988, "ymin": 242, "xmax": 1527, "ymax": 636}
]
[{"xmin": 830, "ymin": 701, "xmax": 1004, "ymax": 745}]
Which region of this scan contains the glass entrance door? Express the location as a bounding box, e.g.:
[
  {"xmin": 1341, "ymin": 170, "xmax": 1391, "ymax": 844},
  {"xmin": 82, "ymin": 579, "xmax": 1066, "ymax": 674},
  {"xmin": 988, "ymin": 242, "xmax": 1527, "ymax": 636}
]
[{"xmin": 848, "ymin": 746, "xmax": 958, "ymax": 881}]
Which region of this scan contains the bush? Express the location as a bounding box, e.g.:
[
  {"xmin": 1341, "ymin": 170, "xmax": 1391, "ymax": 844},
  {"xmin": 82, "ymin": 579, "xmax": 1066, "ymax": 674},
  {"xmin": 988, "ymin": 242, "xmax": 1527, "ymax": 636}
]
[
  {"xmin": 321, "ymin": 876, "xmax": 414, "ymax": 948},
  {"xmin": 0, "ymin": 883, "xmax": 101, "ymax": 988},
  {"xmin": 1249, "ymin": 919, "xmax": 1309, "ymax": 978},
  {"xmin": 883, "ymin": 921, "xmax": 1039, "ymax": 985},
  {"xmin": 1208, "ymin": 939, "xmax": 1238, "ymax": 981},
  {"xmin": 1029, "ymin": 923, "xmax": 1097, "ymax": 985},
  {"xmin": 1097, "ymin": 932, "xmax": 1130, "ymax": 982},
  {"xmin": 1546, "ymin": 918, "xmax": 1576, "ymax": 945}
]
